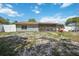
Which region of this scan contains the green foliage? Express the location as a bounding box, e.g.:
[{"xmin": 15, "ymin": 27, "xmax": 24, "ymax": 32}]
[
  {"xmin": 0, "ymin": 17, "xmax": 10, "ymax": 24},
  {"xmin": 28, "ymin": 18, "xmax": 36, "ymax": 22},
  {"xmin": 12, "ymin": 20, "xmax": 18, "ymax": 24},
  {"xmin": 66, "ymin": 17, "xmax": 79, "ymax": 25}
]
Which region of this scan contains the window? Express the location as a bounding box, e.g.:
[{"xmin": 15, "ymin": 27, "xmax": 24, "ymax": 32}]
[{"xmin": 21, "ymin": 26, "xmax": 27, "ymax": 29}]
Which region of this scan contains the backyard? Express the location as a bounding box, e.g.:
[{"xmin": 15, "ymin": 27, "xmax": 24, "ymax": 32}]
[
  {"xmin": 0, "ymin": 31, "xmax": 79, "ymax": 56},
  {"xmin": 0, "ymin": 31, "xmax": 79, "ymax": 42}
]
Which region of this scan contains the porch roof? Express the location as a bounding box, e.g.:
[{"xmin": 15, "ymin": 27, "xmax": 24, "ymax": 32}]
[
  {"xmin": 16, "ymin": 22, "xmax": 61, "ymax": 25},
  {"xmin": 16, "ymin": 22, "xmax": 38, "ymax": 25}
]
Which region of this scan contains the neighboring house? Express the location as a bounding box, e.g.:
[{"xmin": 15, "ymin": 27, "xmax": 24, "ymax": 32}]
[
  {"xmin": 16, "ymin": 22, "xmax": 64, "ymax": 32},
  {"xmin": 0, "ymin": 24, "xmax": 16, "ymax": 32},
  {"xmin": 66, "ymin": 23, "xmax": 79, "ymax": 32},
  {"xmin": 3, "ymin": 25, "xmax": 16, "ymax": 32},
  {"xmin": 0, "ymin": 24, "xmax": 4, "ymax": 32},
  {"xmin": 64, "ymin": 26, "xmax": 73, "ymax": 32}
]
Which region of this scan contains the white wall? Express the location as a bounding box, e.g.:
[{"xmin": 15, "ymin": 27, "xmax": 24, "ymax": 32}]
[
  {"xmin": 3, "ymin": 25, "xmax": 16, "ymax": 32},
  {"xmin": 27, "ymin": 28, "xmax": 39, "ymax": 31},
  {"xmin": 0, "ymin": 24, "xmax": 3, "ymax": 32},
  {"xmin": 64, "ymin": 26, "xmax": 75, "ymax": 32},
  {"xmin": 27, "ymin": 25, "xmax": 39, "ymax": 31},
  {"xmin": 64, "ymin": 26, "xmax": 72, "ymax": 32},
  {"xmin": 16, "ymin": 25, "xmax": 23, "ymax": 31}
]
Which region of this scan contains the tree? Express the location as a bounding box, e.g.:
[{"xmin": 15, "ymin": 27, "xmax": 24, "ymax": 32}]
[
  {"xmin": 0, "ymin": 17, "xmax": 10, "ymax": 24},
  {"xmin": 6, "ymin": 19, "xmax": 10, "ymax": 24},
  {"xmin": 65, "ymin": 17, "xmax": 79, "ymax": 31},
  {"xmin": 12, "ymin": 20, "xmax": 18, "ymax": 24},
  {"xmin": 66, "ymin": 17, "xmax": 79, "ymax": 25},
  {"xmin": 28, "ymin": 18, "xmax": 36, "ymax": 22}
]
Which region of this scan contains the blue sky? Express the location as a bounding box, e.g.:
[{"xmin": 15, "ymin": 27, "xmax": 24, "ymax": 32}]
[{"xmin": 0, "ymin": 3, "xmax": 79, "ymax": 24}]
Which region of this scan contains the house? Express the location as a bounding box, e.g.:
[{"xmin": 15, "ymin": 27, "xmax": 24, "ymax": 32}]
[
  {"xmin": 0, "ymin": 22, "xmax": 64, "ymax": 32},
  {"xmin": 16, "ymin": 22, "xmax": 64, "ymax": 32},
  {"xmin": 66, "ymin": 23, "xmax": 79, "ymax": 32},
  {"xmin": 64, "ymin": 26, "xmax": 73, "ymax": 32},
  {"xmin": 0, "ymin": 24, "xmax": 4, "ymax": 32},
  {"xmin": 3, "ymin": 25, "xmax": 16, "ymax": 32},
  {"xmin": 0, "ymin": 24, "xmax": 16, "ymax": 32},
  {"xmin": 16, "ymin": 22, "xmax": 38, "ymax": 31}
]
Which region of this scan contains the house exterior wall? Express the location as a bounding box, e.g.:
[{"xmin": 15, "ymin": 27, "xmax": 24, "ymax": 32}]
[
  {"xmin": 16, "ymin": 24, "xmax": 39, "ymax": 31},
  {"xmin": 67, "ymin": 23, "xmax": 79, "ymax": 31},
  {"xmin": 0, "ymin": 23, "xmax": 64, "ymax": 32},
  {"xmin": 16, "ymin": 23, "xmax": 64, "ymax": 32},
  {"xmin": 27, "ymin": 25, "xmax": 38, "ymax": 31},
  {"xmin": 0, "ymin": 24, "xmax": 3, "ymax": 32},
  {"xmin": 3, "ymin": 25, "xmax": 16, "ymax": 32},
  {"xmin": 64, "ymin": 26, "xmax": 73, "ymax": 32},
  {"xmin": 16, "ymin": 25, "xmax": 27, "ymax": 31},
  {"xmin": 39, "ymin": 24, "xmax": 57, "ymax": 31}
]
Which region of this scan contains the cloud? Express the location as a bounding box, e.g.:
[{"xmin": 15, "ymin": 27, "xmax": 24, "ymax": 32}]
[
  {"xmin": 37, "ymin": 3, "xmax": 44, "ymax": 6},
  {"xmin": 40, "ymin": 14, "xmax": 66, "ymax": 24},
  {"xmin": 32, "ymin": 6, "xmax": 40, "ymax": 14},
  {"xmin": 60, "ymin": 3, "xmax": 73, "ymax": 8},
  {"xmin": 0, "ymin": 7, "xmax": 21, "ymax": 17},
  {"xmin": 0, "ymin": 4, "xmax": 22, "ymax": 17},
  {"xmin": 34, "ymin": 10, "xmax": 40, "ymax": 14},
  {"xmin": 40, "ymin": 17, "xmax": 66, "ymax": 24},
  {"xmin": 53, "ymin": 3, "xmax": 61, "ymax": 5},
  {"xmin": 32, "ymin": 9, "xmax": 40, "ymax": 14},
  {"xmin": 39, "ymin": 14, "xmax": 77, "ymax": 24},
  {"xmin": 52, "ymin": 3, "xmax": 72, "ymax": 8},
  {"xmin": 34, "ymin": 6, "xmax": 38, "ymax": 10},
  {"xmin": 0, "ymin": 3, "xmax": 3, "ymax": 8},
  {"xmin": 65, "ymin": 15, "xmax": 78, "ymax": 20},
  {"xmin": 5, "ymin": 4, "xmax": 13, "ymax": 8},
  {"xmin": 0, "ymin": 8, "xmax": 21, "ymax": 17},
  {"xmin": 40, "ymin": 17, "xmax": 58, "ymax": 23}
]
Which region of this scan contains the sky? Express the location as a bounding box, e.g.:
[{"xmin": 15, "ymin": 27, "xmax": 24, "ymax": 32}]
[{"xmin": 0, "ymin": 3, "xmax": 79, "ymax": 24}]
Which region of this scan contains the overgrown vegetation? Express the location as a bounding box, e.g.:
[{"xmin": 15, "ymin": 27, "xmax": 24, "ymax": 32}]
[
  {"xmin": 0, "ymin": 17, "xmax": 10, "ymax": 24},
  {"xmin": 0, "ymin": 32, "xmax": 79, "ymax": 56},
  {"xmin": 0, "ymin": 39, "xmax": 17, "ymax": 56},
  {"xmin": 28, "ymin": 18, "xmax": 36, "ymax": 22}
]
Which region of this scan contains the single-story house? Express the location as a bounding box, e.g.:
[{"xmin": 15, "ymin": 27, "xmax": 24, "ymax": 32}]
[
  {"xmin": 0, "ymin": 22, "xmax": 64, "ymax": 32},
  {"xmin": 16, "ymin": 22, "xmax": 64, "ymax": 32},
  {"xmin": 1, "ymin": 22, "xmax": 79, "ymax": 32},
  {"xmin": 16, "ymin": 22, "xmax": 38, "ymax": 31}
]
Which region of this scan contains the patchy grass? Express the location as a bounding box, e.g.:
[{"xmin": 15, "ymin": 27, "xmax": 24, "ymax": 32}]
[
  {"xmin": 0, "ymin": 31, "xmax": 79, "ymax": 42},
  {"xmin": 54, "ymin": 32, "xmax": 79, "ymax": 42},
  {"xmin": 0, "ymin": 32, "xmax": 17, "ymax": 35}
]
